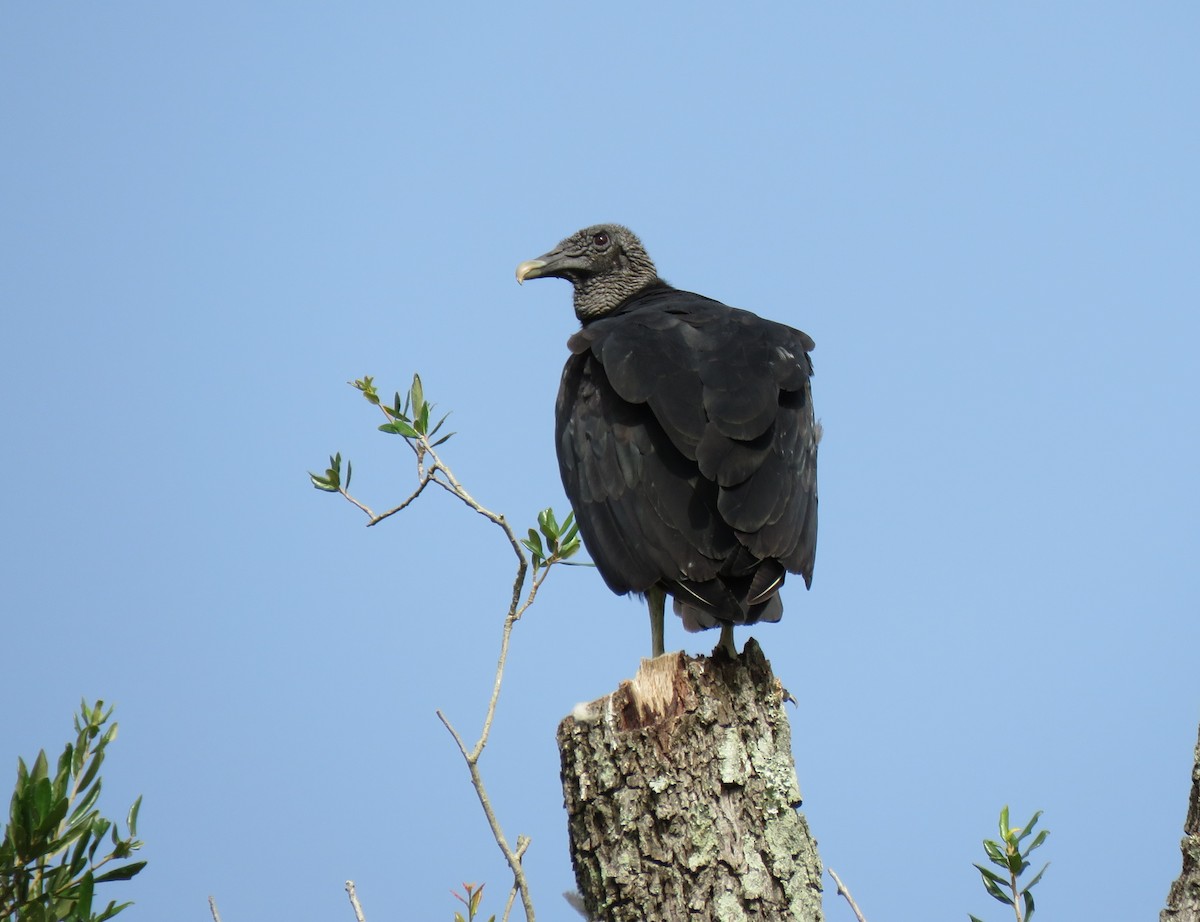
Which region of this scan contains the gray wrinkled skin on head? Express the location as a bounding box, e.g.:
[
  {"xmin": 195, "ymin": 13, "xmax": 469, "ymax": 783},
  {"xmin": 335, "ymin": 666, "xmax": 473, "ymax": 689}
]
[{"xmin": 560, "ymin": 224, "xmax": 659, "ymax": 321}]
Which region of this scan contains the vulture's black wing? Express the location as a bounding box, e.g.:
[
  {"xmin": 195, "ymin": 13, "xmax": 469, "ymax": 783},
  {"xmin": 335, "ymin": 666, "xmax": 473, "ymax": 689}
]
[{"xmin": 555, "ymin": 283, "xmax": 818, "ymax": 628}]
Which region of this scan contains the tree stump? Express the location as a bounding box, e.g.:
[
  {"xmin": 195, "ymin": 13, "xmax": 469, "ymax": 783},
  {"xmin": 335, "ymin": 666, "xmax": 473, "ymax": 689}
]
[
  {"xmin": 557, "ymin": 639, "xmax": 823, "ymax": 922},
  {"xmin": 1163, "ymin": 722, "xmax": 1200, "ymax": 922}
]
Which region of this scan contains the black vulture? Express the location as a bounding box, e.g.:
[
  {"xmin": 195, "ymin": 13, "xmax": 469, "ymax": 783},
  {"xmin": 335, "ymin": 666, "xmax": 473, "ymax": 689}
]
[{"xmin": 516, "ymin": 225, "xmax": 818, "ymax": 657}]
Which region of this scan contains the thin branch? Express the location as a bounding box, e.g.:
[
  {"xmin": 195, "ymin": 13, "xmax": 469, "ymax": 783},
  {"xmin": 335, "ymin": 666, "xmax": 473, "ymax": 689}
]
[
  {"xmin": 828, "ymin": 868, "xmax": 867, "ymax": 922},
  {"xmin": 337, "ymin": 487, "xmax": 376, "ymax": 519},
  {"xmin": 503, "ymin": 884, "xmax": 519, "ymax": 922},
  {"xmin": 437, "ymin": 709, "xmax": 536, "ymax": 922},
  {"xmin": 345, "ymin": 880, "xmax": 367, "ymax": 922},
  {"xmin": 436, "ymin": 708, "xmax": 470, "ymax": 761},
  {"xmin": 1010, "ymin": 868, "xmax": 1023, "ymax": 922},
  {"xmin": 422, "ymin": 436, "xmax": 557, "ymax": 922},
  {"xmin": 420, "ymin": 438, "xmax": 556, "ymax": 765},
  {"xmin": 476, "ymin": 608, "xmax": 520, "ymax": 761},
  {"xmin": 335, "ymin": 472, "xmax": 434, "ymax": 526},
  {"xmin": 363, "ymin": 473, "xmax": 434, "ymax": 526},
  {"xmin": 208, "ymin": 895, "xmax": 223, "ymax": 922},
  {"xmin": 501, "ymin": 838, "xmax": 531, "ymax": 922}
]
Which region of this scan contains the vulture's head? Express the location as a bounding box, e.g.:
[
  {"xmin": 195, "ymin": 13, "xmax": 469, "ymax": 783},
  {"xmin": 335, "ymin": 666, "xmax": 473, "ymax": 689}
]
[{"xmin": 516, "ymin": 224, "xmax": 659, "ymax": 321}]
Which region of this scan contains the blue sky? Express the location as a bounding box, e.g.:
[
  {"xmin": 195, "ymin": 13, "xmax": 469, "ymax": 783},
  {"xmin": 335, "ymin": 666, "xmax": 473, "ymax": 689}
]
[{"xmin": 2, "ymin": 3, "xmax": 1197, "ymax": 920}]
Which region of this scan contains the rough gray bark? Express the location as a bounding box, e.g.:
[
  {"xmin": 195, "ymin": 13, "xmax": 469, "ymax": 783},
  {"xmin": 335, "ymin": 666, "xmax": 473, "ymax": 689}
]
[
  {"xmin": 1163, "ymin": 722, "xmax": 1200, "ymax": 922},
  {"xmin": 557, "ymin": 640, "xmax": 823, "ymax": 922}
]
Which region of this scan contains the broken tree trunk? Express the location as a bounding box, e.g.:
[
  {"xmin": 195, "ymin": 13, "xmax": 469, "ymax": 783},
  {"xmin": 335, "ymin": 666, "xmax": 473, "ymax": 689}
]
[
  {"xmin": 1163, "ymin": 721, "xmax": 1200, "ymax": 922},
  {"xmin": 557, "ymin": 639, "xmax": 823, "ymax": 922}
]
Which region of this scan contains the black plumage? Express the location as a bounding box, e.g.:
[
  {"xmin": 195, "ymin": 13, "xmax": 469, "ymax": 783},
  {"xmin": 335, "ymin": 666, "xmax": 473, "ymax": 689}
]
[{"xmin": 517, "ymin": 225, "xmax": 818, "ymax": 656}]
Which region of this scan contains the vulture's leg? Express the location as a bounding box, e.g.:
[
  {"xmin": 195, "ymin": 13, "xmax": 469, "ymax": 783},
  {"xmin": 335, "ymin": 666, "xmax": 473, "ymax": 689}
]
[
  {"xmin": 648, "ymin": 586, "xmax": 666, "ymax": 658},
  {"xmin": 719, "ymin": 623, "xmax": 737, "ymax": 657}
]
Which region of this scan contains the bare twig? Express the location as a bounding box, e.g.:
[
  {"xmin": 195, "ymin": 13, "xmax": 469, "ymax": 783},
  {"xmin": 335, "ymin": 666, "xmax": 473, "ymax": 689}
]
[
  {"xmin": 828, "ymin": 868, "xmax": 867, "ymax": 922},
  {"xmin": 208, "ymin": 896, "xmax": 222, "ymax": 922},
  {"xmin": 471, "ymin": 563, "xmax": 553, "ymax": 763},
  {"xmin": 422, "ymin": 434, "xmax": 556, "ymax": 922},
  {"xmin": 436, "ymin": 708, "xmax": 536, "ymax": 922},
  {"xmin": 345, "ymin": 880, "xmax": 367, "ymax": 922},
  {"xmin": 435, "ymin": 709, "xmax": 470, "ymax": 760},
  {"xmin": 335, "ymin": 471, "xmax": 434, "ymax": 526}
]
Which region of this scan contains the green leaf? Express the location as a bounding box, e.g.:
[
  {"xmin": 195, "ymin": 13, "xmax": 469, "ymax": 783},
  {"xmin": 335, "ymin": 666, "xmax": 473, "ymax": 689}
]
[
  {"xmin": 418, "ymin": 401, "xmax": 430, "ymax": 436},
  {"xmin": 379, "ymin": 420, "xmax": 419, "ymax": 438},
  {"xmin": 982, "ymin": 875, "xmax": 1013, "ymax": 906},
  {"xmin": 92, "ymin": 816, "xmax": 111, "ymax": 839},
  {"xmin": 126, "ymin": 795, "xmax": 142, "ymax": 837},
  {"xmin": 93, "ymin": 860, "xmax": 146, "ymax": 883},
  {"xmin": 344, "ymin": 461, "xmax": 352, "ymax": 492},
  {"xmin": 75, "ymin": 871, "xmax": 95, "ymax": 920},
  {"xmin": 31, "ymin": 776, "xmax": 53, "ymax": 827},
  {"xmin": 88, "ymin": 821, "xmax": 109, "ymax": 861},
  {"xmin": 355, "ymin": 376, "xmax": 380, "ymax": 404},
  {"xmin": 69, "ymin": 826, "xmax": 94, "ymax": 873},
  {"xmin": 1021, "ymin": 861, "xmax": 1050, "ymax": 893},
  {"xmin": 53, "ymin": 745, "xmax": 74, "ymax": 800},
  {"xmin": 77, "ymin": 749, "xmax": 105, "ymax": 795},
  {"xmin": 309, "ymin": 472, "xmax": 339, "ymax": 491},
  {"xmin": 410, "ymin": 373, "xmax": 424, "ymax": 414},
  {"xmin": 309, "ymin": 452, "xmax": 343, "ymax": 491},
  {"xmin": 973, "ymin": 863, "xmax": 1007, "ymax": 887},
  {"xmin": 94, "ymin": 898, "xmax": 134, "ymax": 922},
  {"xmin": 36, "ymin": 792, "xmax": 69, "ymax": 838},
  {"xmin": 1023, "ymin": 888, "xmax": 1035, "ymax": 922},
  {"xmin": 969, "ymin": 916, "xmax": 986, "ymax": 922},
  {"xmin": 561, "ymin": 515, "xmax": 580, "ymax": 545},
  {"xmin": 1017, "ymin": 810, "xmax": 1043, "ymax": 843},
  {"xmin": 1023, "ymin": 828, "xmax": 1049, "ymax": 856},
  {"xmin": 1007, "ymin": 851, "xmax": 1027, "ymax": 876},
  {"xmin": 982, "ymin": 839, "xmax": 1006, "ymax": 866},
  {"xmin": 998, "ymin": 805, "xmax": 1010, "ymax": 840},
  {"xmin": 522, "ymin": 528, "xmax": 546, "ymax": 566}
]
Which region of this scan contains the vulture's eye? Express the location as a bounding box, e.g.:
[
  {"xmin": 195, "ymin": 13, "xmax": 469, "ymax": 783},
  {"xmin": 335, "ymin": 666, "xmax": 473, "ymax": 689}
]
[{"xmin": 592, "ymin": 232, "xmax": 610, "ymax": 248}]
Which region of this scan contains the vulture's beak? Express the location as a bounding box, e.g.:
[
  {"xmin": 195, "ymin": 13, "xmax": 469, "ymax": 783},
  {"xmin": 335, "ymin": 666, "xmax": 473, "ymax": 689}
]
[
  {"xmin": 515, "ymin": 246, "xmax": 591, "ymax": 284},
  {"xmin": 515, "ymin": 259, "xmax": 548, "ymax": 284}
]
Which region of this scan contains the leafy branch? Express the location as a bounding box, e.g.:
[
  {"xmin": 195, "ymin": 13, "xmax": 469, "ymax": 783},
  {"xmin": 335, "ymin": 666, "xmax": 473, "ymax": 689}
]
[
  {"xmin": 453, "ymin": 881, "xmax": 495, "ymax": 922},
  {"xmin": 311, "ymin": 374, "xmax": 582, "ymax": 922},
  {"xmin": 969, "ymin": 806, "xmax": 1050, "ymax": 922},
  {"xmin": 1, "ymin": 700, "xmax": 146, "ymax": 922}
]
